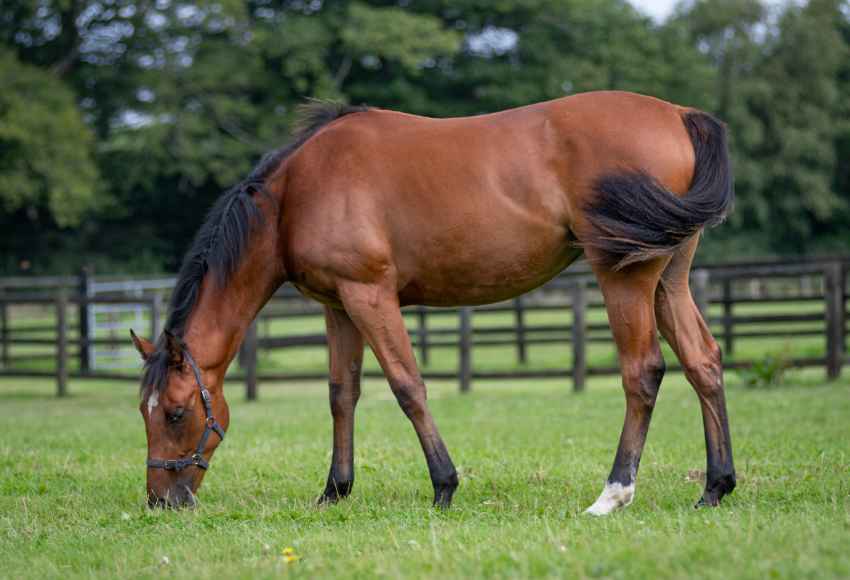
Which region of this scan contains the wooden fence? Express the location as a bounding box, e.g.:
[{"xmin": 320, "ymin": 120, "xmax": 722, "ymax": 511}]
[{"xmin": 0, "ymin": 258, "xmax": 847, "ymax": 398}]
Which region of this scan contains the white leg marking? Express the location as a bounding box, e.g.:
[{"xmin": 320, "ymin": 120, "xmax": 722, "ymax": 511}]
[
  {"xmin": 584, "ymin": 481, "xmax": 635, "ymax": 516},
  {"xmin": 147, "ymin": 390, "xmax": 159, "ymax": 414}
]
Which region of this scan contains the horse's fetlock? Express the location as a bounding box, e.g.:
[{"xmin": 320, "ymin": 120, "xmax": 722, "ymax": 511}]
[
  {"xmin": 439, "ymin": 468, "xmax": 459, "ymax": 490},
  {"xmin": 320, "ymin": 475, "xmax": 354, "ymax": 503},
  {"xmin": 432, "ymin": 470, "xmax": 458, "ymax": 509},
  {"xmin": 709, "ymin": 470, "xmax": 736, "ymax": 495}
]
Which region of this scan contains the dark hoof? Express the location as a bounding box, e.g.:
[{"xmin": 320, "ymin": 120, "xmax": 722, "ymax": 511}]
[
  {"xmin": 695, "ymin": 472, "xmax": 736, "ymax": 508},
  {"xmin": 432, "ymin": 475, "xmax": 459, "ymax": 509},
  {"xmin": 318, "ymin": 479, "xmax": 353, "ymax": 505}
]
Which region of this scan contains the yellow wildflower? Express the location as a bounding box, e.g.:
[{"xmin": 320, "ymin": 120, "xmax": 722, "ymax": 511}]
[{"xmin": 281, "ymin": 547, "xmax": 300, "ymax": 564}]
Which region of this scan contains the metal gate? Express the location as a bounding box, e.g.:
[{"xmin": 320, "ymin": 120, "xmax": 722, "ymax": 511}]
[{"xmin": 88, "ymin": 278, "xmax": 174, "ymax": 370}]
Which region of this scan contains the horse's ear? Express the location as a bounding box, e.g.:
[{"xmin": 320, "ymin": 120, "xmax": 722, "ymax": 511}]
[
  {"xmin": 130, "ymin": 329, "xmax": 155, "ymax": 360},
  {"xmin": 163, "ymin": 330, "xmax": 184, "ymax": 366}
]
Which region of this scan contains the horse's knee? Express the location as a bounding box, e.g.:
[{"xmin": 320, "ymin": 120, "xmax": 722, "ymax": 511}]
[{"xmin": 623, "ymin": 354, "xmax": 666, "ymax": 408}]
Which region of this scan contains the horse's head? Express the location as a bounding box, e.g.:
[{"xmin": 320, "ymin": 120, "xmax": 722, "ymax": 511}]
[{"xmin": 132, "ymin": 330, "xmax": 229, "ymax": 508}]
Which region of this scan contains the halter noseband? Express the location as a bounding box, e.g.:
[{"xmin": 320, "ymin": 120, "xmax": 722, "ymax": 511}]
[{"xmin": 146, "ymin": 348, "xmax": 225, "ymax": 471}]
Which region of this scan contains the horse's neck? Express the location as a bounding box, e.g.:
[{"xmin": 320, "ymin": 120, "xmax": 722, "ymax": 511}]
[{"xmin": 182, "ymin": 240, "xmax": 285, "ymax": 381}]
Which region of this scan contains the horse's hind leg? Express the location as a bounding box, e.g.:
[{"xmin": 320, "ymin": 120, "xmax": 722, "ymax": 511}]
[
  {"xmin": 319, "ymin": 306, "xmax": 365, "ymax": 504},
  {"xmin": 585, "ymin": 255, "xmax": 669, "ymax": 515},
  {"xmin": 655, "ymin": 237, "xmax": 736, "ymax": 507},
  {"xmin": 338, "ymin": 281, "xmax": 459, "ymax": 508}
]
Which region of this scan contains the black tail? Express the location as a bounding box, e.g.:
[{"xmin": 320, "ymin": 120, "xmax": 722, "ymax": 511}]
[{"xmin": 583, "ymin": 110, "xmax": 734, "ymax": 269}]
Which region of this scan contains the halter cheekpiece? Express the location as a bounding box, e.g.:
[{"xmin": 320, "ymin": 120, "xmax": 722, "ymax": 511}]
[{"xmin": 146, "ymin": 348, "xmax": 225, "ymax": 471}]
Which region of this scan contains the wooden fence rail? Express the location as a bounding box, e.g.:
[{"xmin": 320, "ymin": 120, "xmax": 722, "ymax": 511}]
[{"xmin": 0, "ymin": 259, "xmax": 847, "ymax": 398}]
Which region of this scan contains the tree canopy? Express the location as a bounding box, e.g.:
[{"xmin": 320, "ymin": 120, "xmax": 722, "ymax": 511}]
[{"xmin": 1, "ymin": 0, "xmax": 848, "ymax": 273}]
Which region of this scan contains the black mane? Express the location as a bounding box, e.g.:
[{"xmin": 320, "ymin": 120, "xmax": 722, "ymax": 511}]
[{"xmin": 141, "ymin": 101, "xmax": 369, "ymax": 395}]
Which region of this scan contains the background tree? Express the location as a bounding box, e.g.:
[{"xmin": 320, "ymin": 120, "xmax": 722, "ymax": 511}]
[
  {"xmin": 0, "ymin": 49, "xmax": 100, "ymax": 271},
  {"xmin": 0, "ymin": 0, "xmax": 848, "ymax": 273}
]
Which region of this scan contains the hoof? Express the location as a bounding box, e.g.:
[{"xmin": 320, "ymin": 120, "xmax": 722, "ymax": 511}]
[
  {"xmin": 432, "ymin": 475, "xmax": 459, "ymax": 509},
  {"xmin": 318, "ymin": 479, "xmax": 353, "ymax": 505},
  {"xmin": 695, "ymin": 472, "xmax": 736, "ymax": 508},
  {"xmin": 584, "ymin": 481, "xmax": 634, "ymax": 516}
]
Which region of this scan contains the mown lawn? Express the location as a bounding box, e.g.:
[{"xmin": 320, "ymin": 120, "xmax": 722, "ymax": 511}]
[{"xmin": 1, "ymin": 373, "xmax": 848, "ymax": 579}]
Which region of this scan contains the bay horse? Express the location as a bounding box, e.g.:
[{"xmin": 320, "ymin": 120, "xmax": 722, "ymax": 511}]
[{"xmin": 132, "ymin": 90, "xmax": 736, "ymax": 514}]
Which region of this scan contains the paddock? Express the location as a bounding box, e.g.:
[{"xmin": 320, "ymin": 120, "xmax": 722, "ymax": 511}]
[
  {"xmin": 1, "ymin": 374, "xmax": 847, "ymax": 578},
  {"xmin": 2, "ymin": 260, "xmax": 848, "ymax": 577}
]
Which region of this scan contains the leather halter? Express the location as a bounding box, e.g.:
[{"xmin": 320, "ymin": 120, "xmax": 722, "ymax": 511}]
[{"xmin": 146, "ymin": 348, "xmax": 225, "ymax": 471}]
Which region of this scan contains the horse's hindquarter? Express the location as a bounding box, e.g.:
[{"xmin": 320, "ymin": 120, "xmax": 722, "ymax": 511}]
[{"xmin": 283, "ymin": 92, "xmax": 693, "ymax": 307}]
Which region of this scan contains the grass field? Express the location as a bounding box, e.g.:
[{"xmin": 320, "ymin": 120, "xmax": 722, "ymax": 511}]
[{"xmin": 1, "ymin": 372, "xmax": 848, "ymax": 579}]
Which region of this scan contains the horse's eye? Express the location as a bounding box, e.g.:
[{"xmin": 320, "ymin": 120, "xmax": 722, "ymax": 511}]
[{"xmin": 166, "ymin": 407, "xmax": 185, "ymax": 424}]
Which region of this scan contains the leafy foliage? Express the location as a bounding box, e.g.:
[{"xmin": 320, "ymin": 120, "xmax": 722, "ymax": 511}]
[
  {"xmin": 0, "ymin": 0, "xmax": 849, "ymax": 273},
  {"xmin": 0, "ymin": 50, "xmax": 99, "ymax": 226},
  {"xmin": 736, "ymin": 352, "xmax": 789, "ymax": 388}
]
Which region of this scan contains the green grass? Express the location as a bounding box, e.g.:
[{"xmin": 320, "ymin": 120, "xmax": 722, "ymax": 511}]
[{"xmin": 1, "ymin": 373, "xmax": 849, "ymax": 579}]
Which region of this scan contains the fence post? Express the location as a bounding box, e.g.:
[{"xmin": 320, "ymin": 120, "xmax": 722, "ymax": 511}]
[
  {"xmin": 417, "ymin": 306, "xmax": 429, "ymax": 366},
  {"xmin": 243, "ymin": 320, "xmax": 259, "ymax": 400},
  {"xmin": 0, "ymin": 291, "xmax": 7, "ymax": 369},
  {"xmin": 825, "ymin": 261, "xmax": 845, "ymax": 380},
  {"xmin": 458, "ymin": 307, "xmax": 472, "ymax": 393},
  {"xmin": 78, "ymin": 266, "xmax": 92, "ymax": 375},
  {"xmin": 514, "ymin": 297, "xmax": 527, "ymax": 364},
  {"xmin": 693, "ymin": 269, "xmax": 710, "ymax": 321},
  {"xmin": 150, "ymin": 295, "xmax": 162, "ymax": 340},
  {"xmin": 263, "ymin": 313, "xmax": 271, "ymax": 357},
  {"xmin": 56, "ymin": 292, "xmax": 68, "ymax": 397},
  {"xmin": 722, "ymin": 278, "xmax": 734, "ymax": 356},
  {"xmin": 571, "ymin": 279, "xmax": 587, "ymax": 393}
]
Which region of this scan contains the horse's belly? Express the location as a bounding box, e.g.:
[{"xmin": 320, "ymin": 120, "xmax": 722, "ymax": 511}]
[{"xmin": 397, "ymin": 225, "xmax": 581, "ymax": 307}]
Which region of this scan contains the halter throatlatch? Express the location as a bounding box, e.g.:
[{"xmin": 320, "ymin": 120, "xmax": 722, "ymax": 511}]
[{"xmin": 146, "ymin": 348, "xmax": 225, "ymax": 471}]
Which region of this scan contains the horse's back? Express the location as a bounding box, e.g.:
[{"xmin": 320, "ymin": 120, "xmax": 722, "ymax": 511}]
[
  {"xmin": 281, "ymin": 91, "xmax": 699, "ymax": 306},
  {"xmin": 288, "ymin": 90, "xmax": 694, "ymax": 200}
]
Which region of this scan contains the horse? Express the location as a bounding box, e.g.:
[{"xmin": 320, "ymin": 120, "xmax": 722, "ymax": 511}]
[{"xmin": 131, "ymin": 90, "xmax": 736, "ymax": 514}]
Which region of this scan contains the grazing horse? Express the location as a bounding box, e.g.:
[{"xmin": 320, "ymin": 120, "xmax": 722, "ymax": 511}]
[{"xmin": 132, "ymin": 90, "xmax": 736, "ymax": 514}]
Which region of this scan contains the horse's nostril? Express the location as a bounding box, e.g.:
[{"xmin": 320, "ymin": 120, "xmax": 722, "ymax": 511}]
[{"xmin": 180, "ymin": 485, "xmax": 197, "ymax": 509}]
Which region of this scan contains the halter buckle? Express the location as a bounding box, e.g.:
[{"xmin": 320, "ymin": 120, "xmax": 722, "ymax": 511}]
[{"xmin": 163, "ymin": 459, "xmax": 179, "ymax": 470}]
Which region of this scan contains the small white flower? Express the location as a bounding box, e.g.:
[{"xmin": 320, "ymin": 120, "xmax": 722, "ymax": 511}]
[
  {"xmin": 160, "ymin": 556, "xmax": 170, "ymax": 566},
  {"xmin": 120, "ymin": 512, "xmax": 130, "ymax": 521}
]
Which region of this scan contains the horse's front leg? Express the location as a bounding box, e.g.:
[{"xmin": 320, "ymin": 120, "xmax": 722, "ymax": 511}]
[
  {"xmin": 338, "ymin": 279, "xmax": 459, "ymax": 508},
  {"xmin": 318, "ymin": 305, "xmax": 364, "ymax": 504}
]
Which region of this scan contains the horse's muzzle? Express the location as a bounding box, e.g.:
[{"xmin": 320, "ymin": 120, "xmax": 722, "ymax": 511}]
[{"xmin": 147, "ymin": 485, "xmax": 197, "ymax": 509}]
